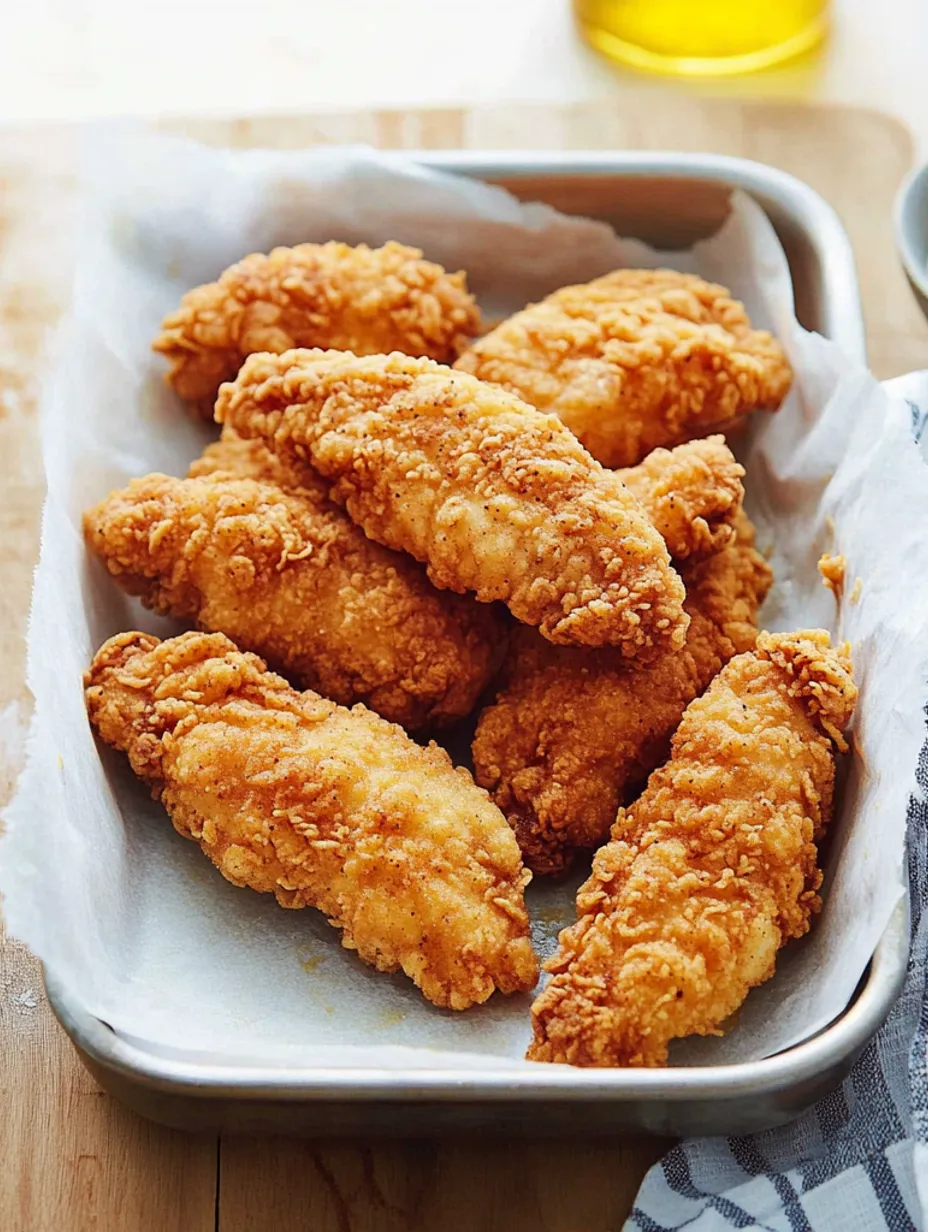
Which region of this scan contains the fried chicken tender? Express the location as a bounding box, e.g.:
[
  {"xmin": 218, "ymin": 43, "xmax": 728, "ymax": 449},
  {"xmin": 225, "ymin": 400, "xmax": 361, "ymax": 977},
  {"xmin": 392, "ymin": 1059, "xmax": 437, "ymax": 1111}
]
[
  {"xmin": 217, "ymin": 349, "xmax": 688, "ymax": 657},
  {"xmin": 683, "ymin": 509, "xmax": 772, "ymax": 653},
  {"xmin": 527, "ymin": 630, "xmax": 857, "ymax": 1066},
  {"xmin": 455, "ymin": 269, "xmax": 792, "ymax": 468},
  {"xmin": 196, "ymin": 430, "xmax": 743, "ymax": 564},
  {"xmin": 473, "ymin": 520, "xmax": 772, "ymax": 874},
  {"xmin": 84, "ymin": 472, "xmax": 504, "ymax": 731},
  {"xmin": 617, "ymin": 436, "xmax": 744, "ymax": 561},
  {"xmin": 189, "ymin": 430, "xmax": 324, "ymax": 492},
  {"xmin": 85, "ymin": 631, "xmax": 537, "ymax": 1010},
  {"xmin": 153, "ymin": 241, "xmax": 481, "ymax": 418}
]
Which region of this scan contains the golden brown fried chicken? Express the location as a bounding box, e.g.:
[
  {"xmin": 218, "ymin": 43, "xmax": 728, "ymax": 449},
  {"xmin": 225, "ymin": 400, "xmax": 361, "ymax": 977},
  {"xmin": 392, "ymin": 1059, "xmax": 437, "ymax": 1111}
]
[
  {"xmin": 86, "ymin": 631, "xmax": 537, "ymax": 1010},
  {"xmin": 196, "ymin": 430, "xmax": 744, "ymax": 564},
  {"xmin": 682, "ymin": 509, "xmax": 772, "ymax": 653},
  {"xmin": 84, "ymin": 472, "xmax": 505, "ymax": 730},
  {"xmin": 153, "ymin": 241, "xmax": 481, "ymax": 417},
  {"xmin": 455, "ymin": 269, "xmax": 792, "ymax": 468},
  {"xmin": 217, "ymin": 349, "xmax": 688, "ymax": 657},
  {"xmin": 472, "ymin": 521, "xmax": 772, "ymax": 874},
  {"xmin": 527, "ymin": 630, "xmax": 857, "ymax": 1066},
  {"xmin": 617, "ymin": 436, "xmax": 744, "ymax": 561},
  {"xmin": 189, "ymin": 430, "xmax": 321, "ymax": 491}
]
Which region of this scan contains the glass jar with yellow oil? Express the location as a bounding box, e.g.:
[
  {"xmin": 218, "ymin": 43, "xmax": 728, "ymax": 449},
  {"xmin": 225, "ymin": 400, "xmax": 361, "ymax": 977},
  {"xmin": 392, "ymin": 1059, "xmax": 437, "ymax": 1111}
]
[{"xmin": 574, "ymin": 0, "xmax": 829, "ymax": 76}]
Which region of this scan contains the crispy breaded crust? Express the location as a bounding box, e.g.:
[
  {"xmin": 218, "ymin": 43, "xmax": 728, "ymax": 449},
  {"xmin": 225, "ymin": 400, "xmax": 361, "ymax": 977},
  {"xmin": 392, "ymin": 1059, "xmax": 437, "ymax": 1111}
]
[
  {"xmin": 217, "ymin": 349, "xmax": 689, "ymax": 657},
  {"xmin": 527, "ymin": 630, "xmax": 856, "ymax": 1066},
  {"xmin": 84, "ymin": 472, "xmax": 505, "ymax": 729},
  {"xmin": 456, "ymin": 269, "xmax": 792, "ymax": 468},
  {"xmin": 617, "ymin": 436, "xmax": 744, "ymax": 561},
  {"xmin": 189, "ymin": 430, "xmax": 324, "ymax": 492},
  {"xmin": 153, "ymin": 241, "xmax": 481, "ymax": 417},
  {"xmin": 85, "ymin": 630, "xmax": 537, "ymax": 1010},
  {"xmin": 198, "ymin": 430, "xmax": 745, "ymax": 565},
  {"xmin": 472, "ymin": 524, "xmax": 772, "ymax": 874}
]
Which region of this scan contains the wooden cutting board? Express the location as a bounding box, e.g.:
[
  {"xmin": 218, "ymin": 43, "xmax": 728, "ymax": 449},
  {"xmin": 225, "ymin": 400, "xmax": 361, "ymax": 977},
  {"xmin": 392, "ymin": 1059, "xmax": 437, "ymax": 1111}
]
[{"xmin": 1, "ymin": 97, "xmax": 924, "ymax": 1232}]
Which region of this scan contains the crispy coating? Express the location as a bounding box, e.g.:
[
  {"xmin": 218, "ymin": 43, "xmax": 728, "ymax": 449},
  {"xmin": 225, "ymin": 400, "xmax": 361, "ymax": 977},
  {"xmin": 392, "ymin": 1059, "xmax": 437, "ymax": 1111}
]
[
  {"xmin": 617, "ymin": 436, "xmax": 744, "ymax": 561},
  {"xmin": 188, "ymin": 428, "xmax": 332, "ymax": 495},
  {"xmin": 472, "ymin": 522, "xmax": 772, "ymax": 874},
  {"xmin": 153, "ymin": 241, "xmax": 481, "ymax": 418},
  {"xmin": 84, "ymin": 469, "xmax": 504, "ymax": 729},
  {"xmin": 192, "ymin": 433, "xmax": 515, "ymax": 724},
  {"xmin": 84, "ymin": 472, "xmax": 505, "ymax": 730},
  {"xmin": 85, "ymin": 631, "xmax": 537, "ymax": 1010},
  {"xmin": 217, "ymin": 349, "xmax": 688, "ymax": 657},
  {"xmin": 527, "ymin": 630, "xmax": 857, "ymax": 1066},
  {"xmin": 455, "ymin": 269, "xmax": 792, "ymax": 468},
  {"xmin": 682, "ymin": 509, "xmax": 770, "ymax": 651},
  {"xmin": 189, "ymin": 430, "xmax": 325, "ymax": 492},
  {"xmin": 197, "ymin": 430, "xmax": 744, "ymax": 564},
  {"xmin": 197, "ymin": 428, "xmax": 744, "ymax": 564}
]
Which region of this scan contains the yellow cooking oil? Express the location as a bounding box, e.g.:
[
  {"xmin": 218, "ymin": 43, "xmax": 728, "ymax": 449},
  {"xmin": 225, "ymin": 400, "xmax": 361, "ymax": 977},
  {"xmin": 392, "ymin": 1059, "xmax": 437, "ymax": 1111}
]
[{"xmin": 574, "ymin": 0, "xmax": 829, "ymax": 76}]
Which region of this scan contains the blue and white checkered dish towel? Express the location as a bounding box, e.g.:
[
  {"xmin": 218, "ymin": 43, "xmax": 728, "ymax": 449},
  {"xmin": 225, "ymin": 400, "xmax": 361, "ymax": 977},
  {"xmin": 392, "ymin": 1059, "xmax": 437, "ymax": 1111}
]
[{"xmin": 629, "ymin": 385, "xmax": 928, "ymax": 1232}]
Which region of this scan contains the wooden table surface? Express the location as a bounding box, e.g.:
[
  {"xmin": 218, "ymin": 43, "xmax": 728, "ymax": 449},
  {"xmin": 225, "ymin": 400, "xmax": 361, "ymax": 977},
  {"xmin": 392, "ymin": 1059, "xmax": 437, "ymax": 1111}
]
[{"xmin": 2, "ymin": 97, "xmax": 927, "ymax": 1231}]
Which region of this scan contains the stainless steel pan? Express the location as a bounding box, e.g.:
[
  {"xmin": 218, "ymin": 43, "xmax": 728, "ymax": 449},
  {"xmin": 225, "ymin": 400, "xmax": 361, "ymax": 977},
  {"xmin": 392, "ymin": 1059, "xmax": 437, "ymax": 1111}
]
[{"xmin": 46, "ymin": 150, "xmax": 904, "ymax": 1137}]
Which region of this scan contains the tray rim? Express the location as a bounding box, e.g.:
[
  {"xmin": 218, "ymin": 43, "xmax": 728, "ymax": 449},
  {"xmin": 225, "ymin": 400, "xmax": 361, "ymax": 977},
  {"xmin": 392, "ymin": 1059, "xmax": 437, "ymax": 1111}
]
[
  {"xmin": 44, "ymin": 898, "xmax": 908, "ymax": 1104},
  {"xmin": 44, "ymin": 147, "xmax": 907, "ymax": 1116},
  {"xmin": 411, "ymin": 148, "xmax": 868, "ymax": 362}
]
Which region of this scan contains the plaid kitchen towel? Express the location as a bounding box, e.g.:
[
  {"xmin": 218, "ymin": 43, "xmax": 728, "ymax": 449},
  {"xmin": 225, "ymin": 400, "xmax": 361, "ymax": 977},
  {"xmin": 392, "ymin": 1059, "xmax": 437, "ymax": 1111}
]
[{"xmin": 629, "ymin": 378, "xmax": 928, "ymax": 1232}]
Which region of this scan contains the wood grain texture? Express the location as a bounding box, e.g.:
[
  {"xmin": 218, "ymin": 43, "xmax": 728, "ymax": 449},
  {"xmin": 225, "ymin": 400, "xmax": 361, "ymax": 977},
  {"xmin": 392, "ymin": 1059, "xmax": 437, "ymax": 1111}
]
[
  {"xmin": 217, "ymin": 1136, "xmax": 661, "ymax": 1232},
  {"xmin": 0, "ymin": 97, "xmax": 921, "ymax": 1231},
  {"xmin": 1, "ymin": 935, "xmax": 217, "ymax": 1232}
]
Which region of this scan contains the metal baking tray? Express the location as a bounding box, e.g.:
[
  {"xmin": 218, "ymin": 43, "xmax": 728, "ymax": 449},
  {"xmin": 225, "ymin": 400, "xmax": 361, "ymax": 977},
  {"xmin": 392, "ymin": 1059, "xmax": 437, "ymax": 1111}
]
[{"xmin": 44, "ymin": 150, "xmax": 906, "ymax": 1138}]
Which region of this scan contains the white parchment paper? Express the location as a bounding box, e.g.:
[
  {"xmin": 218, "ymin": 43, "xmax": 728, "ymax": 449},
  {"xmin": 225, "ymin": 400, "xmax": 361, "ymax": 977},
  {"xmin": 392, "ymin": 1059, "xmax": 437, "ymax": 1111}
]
[{"xmin": 2, "ymin": 126, "xmax": 927, "ymax": 1070}]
